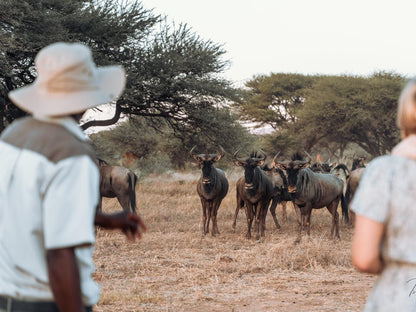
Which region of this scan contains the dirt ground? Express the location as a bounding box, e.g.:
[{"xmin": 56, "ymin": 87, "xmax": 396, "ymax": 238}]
[{"xmin": 93, "ymin": 172, "xmax": 376, "ymax": 312}]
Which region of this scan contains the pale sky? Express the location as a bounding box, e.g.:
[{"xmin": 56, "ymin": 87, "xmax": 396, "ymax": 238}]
[{"xmin": 140, "ymin": 0, "xmax": 416, "ymax": 86}]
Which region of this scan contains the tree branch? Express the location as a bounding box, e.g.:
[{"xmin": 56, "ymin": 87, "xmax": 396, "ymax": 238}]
[{"xmin": 81, "ymin": 103, "xmax": 122, "ymax": 131}]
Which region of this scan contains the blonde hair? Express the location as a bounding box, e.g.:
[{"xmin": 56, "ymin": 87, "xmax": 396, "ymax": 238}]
[{"xmin": 397, "ymin": 78, "xmax": 416, "ymax": 138}]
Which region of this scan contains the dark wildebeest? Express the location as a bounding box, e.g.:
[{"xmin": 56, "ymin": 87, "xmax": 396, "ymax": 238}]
[
  {"xmin": 272, "ymin": 154, "xmax": 349, "ymax": 243},
  {"xmin": 232, "ymin": 161, "xmax": 292, "ymax": 230},
  {"xmin": 96, "ymin": 159, "xmax": 138, "ymax": 214},
  {"xmin": 190, "ymin": 146, "xmax": 229, "ymax": 237},
  {"xmin": 233, "ymin": 150, "xmax": 275, "ymax": 240},
  {"xmin": 262, "ymin": 163, "xmax": 294, "ymax": 228}
]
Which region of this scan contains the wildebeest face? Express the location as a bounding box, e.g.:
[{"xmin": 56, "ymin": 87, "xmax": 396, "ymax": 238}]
[
  {"xmin": 233, "ymin": 150, "xmax": 266, "ymax": 190},
  {"xmin": 243, "ymin": 159, "xmax": 263, "ymax": 189},
  {"xmin": 273, "ymin": 161, "xmax": 310, "ymax": 193},
  {"xmin": 201, "ymin": 159, "xmax": 215, "ymax": 184},
  {"xmin": 190, "ymin": 146, "xmax": 224, "ymax": 184}
]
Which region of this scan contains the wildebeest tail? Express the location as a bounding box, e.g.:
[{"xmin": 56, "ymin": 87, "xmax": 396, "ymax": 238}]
[
  {"xmin": 128, "ymin": 171, "xmax": 137, "ymax": 214},
  {"xmin": 341, "ymin": 192, "xmax": 349, "ymax": 224},
  {"xmin": 344, "ymin": 180, "xmax": 350, "ymax": 207}
]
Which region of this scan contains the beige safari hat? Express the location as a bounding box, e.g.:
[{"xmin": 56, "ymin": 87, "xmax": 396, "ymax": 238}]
[{"xmin": 8, "ymin": 42, "xmax": 126, "ymax": 116}]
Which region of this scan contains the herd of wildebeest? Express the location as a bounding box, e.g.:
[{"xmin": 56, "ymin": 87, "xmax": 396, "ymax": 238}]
[{"xmin": 96, "ymin": 148, "xmax": 366, "ymax": 243}]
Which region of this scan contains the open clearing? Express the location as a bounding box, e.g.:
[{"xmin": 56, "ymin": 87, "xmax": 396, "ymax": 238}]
[{"xmin": 93, "ymin": 171, "xmax": 375, "ymax": 312}]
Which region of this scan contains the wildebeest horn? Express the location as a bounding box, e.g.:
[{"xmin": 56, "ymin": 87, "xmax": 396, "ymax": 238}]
[
  {"xmin": 303, "ymin": 150, "xmax": 312, "ymax": 163},
  {"xmin": 257, "ymin": 149, "xmax": 267, "ymax": 161},
  {"xmin": 212, "ymin": 146, "xmax": 225, "ymax": 162},
  {"xmin": 189, "ymin": 146, "xmax": 201, "ymax": 161},
  {"xmin": 271, "ymin": 152, "xmax": 280, "ymax": 168},
  {"xmin": 233, "ymin": 149, "xmax": 246, "ymax": 166},
  {"xmin": 304, "ymin": 150, "xmax": 313, "ymax": 163}
]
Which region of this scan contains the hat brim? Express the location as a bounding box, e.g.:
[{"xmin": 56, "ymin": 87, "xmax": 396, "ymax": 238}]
[{"xmin": 8, "ymin": 65, "xmax": 126, "ymax": 117}]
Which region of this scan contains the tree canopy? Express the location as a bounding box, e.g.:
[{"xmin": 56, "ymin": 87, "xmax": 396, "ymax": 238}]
[
  {"xmin": 0, "ymin": 0, "xmax": 241, "ymax": 148},
  {"xmin": 237, "ymin": 72, "xmax": 407, "ymax": 158}
]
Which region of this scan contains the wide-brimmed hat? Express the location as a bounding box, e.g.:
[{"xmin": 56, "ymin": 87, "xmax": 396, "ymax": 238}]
[{"xmin": 8, "ymin": 42, "xmax": 126, "ymax": 116}]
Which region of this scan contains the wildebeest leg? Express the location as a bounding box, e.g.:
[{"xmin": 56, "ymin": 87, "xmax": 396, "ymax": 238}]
[
  {"xmin": 200, "ymin": 198, "xmax": 208, "ymax": 236},
  {"xmin": 281, "ymin": 201, "xmax": 287, "ymax": 224},
  {"xmin": 232, "ymin": 197, "xmax": 244, "ymax": 231},
  {"xmin": 207, "ymin": 201, "xmax": 213, "ymax": 236},
  {"xmin": 306, "ymin": 208, "xmax": 312, "ymax": 236},
  {"xmin": 327, "ymin": 200, "xmax": 340, "ymax": 239},
  {"xmin": 268, "ymin": 197, "xmax": 281, "ymax": 229},
  {"xmin": 293, "ymin": 202, "xmax": 302, "ymax": 227},
  {"xmin": 245, "ymin": 204, "xmax": 254, "ymax": 239},
  {"xmin": 260, "ymin": 202, "xmax": 268, "ymax": 238},
  {"xmin": 209, "ymin": 200, "xmax": 220, "ymax": 237},
  {"xmin": 254, "ymin": 203, "xmax": 262, "ymax": 240},
  {"xmin": 212, "ymin": 199, "xmax": 222, "ymax": 235},
  {"xmin": 294, "ymin": 204, "xmax": 302, "ymax": 244},
  {"xmin": 349, "ymin": 210, "xmax": 356, "ymax": 226},
  {"xmin": 116, "ymin": 194, "xmax": 131, "ymax": 213}
]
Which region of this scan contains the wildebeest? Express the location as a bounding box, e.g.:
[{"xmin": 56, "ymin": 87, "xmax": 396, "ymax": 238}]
[
  {"xmin": 272, "ymin": 154, "xmax": 349, "ymax": 243},
  {"xmin": 190, "ymin": 146, "xmax": 229, "ymax": 237},
  {"xmin": 306, "ymin": 152, "xmax": 335, "ymax": 173},
  {"xmin": 233, "ymin": 150, "xmax": 275, "ymax": 240},
  {"xmin": 262, "ymin": 163, "xmax": 294, "ymax": 228},
  {"xmin": 97, "ymin": 159, "xmax": 138, "ymax": 214},
  {"xmin": 345, "ymin": 167, "xmax": 366, "ymax": 225},
  {"xmin": 351, "ymin": 156, "xmax": 366, "ymax": 170},
  {"xmin": 232, "ymin": 161, "xmax": 292, "ymax": 230}
]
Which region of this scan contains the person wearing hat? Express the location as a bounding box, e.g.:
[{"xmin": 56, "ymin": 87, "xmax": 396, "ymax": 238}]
[{"xmin": 0, "ymin": 42, "xmax": 146, "ymax": 312}]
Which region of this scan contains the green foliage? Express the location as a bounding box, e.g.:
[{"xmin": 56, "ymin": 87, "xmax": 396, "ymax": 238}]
[
  {"xmin": 0, "ymin": 0, "xmax": 241, "ymax": 146},
  {"xmin": 235, "ymin": 73, "xmax": 318, "ymax": 131},
  {"xmin": 90, "ymin": 113, "xmax": 256, "ymax": 174},
  {"xmin": 239, "ymin": 71, "xmax": 406, "ymax": 157}
]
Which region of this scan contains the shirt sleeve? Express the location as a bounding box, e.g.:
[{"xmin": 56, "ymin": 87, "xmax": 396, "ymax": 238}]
[
  {"xmin": 350, "ymin": 156, "xmax": 392, "ymax": 224},
  {"xmin": 43, "ymin": 156, "xmax": 99, "ymax": 250}
]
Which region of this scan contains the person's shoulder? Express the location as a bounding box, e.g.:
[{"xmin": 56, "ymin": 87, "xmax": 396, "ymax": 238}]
[{"xmin": 1, "ymin": 117, "xmax": 96, "ymax": 164}]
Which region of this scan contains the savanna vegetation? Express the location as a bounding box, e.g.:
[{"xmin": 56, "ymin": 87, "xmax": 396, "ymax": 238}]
[
  {"xmin": 95, "ymin": 174, "xmax": 375, "ymax": 311},
  {"xmin": 1, "ymin": 1, "xmax": 408, "ymax": 175},
  {"xmin": 1, "ymin": 1, "xmax": 402, "ymax": 311}
]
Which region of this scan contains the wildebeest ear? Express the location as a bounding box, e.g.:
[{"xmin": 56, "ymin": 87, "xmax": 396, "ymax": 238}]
[
  {"xmin": 233, "ymin": 159, "xmax": 245, "ymax": 167},
  {"xmin": 275, "ymin": 163, "xmax": 287, "ymax": 171},
  {"xmin": 257, "ymin": 159, "xmax": 265, "ymax": 167},
  {"xmin": 299, "ymin": 163, "xmax": 310, "ymax": 169}
]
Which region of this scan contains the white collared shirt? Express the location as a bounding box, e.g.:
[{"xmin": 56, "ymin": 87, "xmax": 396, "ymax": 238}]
[{"xmin": 0, "ymin": 116, "xmax": 100, "ymax": 305}]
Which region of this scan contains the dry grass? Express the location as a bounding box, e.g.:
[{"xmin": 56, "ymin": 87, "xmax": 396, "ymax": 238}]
[{"xmin": 93, "ymin": 170, "xmax": 376, "ymax": 312}]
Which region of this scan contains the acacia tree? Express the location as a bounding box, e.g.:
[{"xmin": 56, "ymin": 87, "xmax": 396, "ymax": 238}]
[
  {"xmin": 239, "ymin": 72, "xmax": 404, "ymax": 157},
  {"xmin": 297, "ymin": 73, "xmax": 403, "ymax": 156},
  {"xmin": 235, "ymin": 73, "xmax": 317, "ymax": 131},
  {"xmin": 0, "ymin": 0, "xmax": 240, "ymax": 145}
]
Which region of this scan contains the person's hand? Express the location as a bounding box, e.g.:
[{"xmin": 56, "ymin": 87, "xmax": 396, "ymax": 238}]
[
  {"xmin": 121, "ymin": 213, "xmax": 147, "ymax": 241},
  {"xmin": 95, "ymin": 211, "xmax": 147, "ymax": 241}
]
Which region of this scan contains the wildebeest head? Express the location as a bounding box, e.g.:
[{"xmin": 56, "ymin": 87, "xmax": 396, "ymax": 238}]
[
  {"xmin": 190, "ymin": 146, "xmax": 225, "ymax": 184},
  {"xmin": 271, "ymin": 153, "xmax": 311, "ymax": 193},
  {"xmin": 233, "ymin": 150, "xmax": 266, "ymax": 190},
  {"xmin": 351, "ymin": 156, "xmax": 366, "ymax": 170}
]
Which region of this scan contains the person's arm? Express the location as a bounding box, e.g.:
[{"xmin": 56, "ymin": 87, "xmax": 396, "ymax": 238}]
[
  {"xmin": 46, "ymin": 247, "xmax": 85, "ymax": 312},
  {"xmin": 351, "ymin": 214, "xmax": 385, "ymax": 274},
  {"xmin": 95, "ymin": 211, "xmax": 147, "ymax": 241}
]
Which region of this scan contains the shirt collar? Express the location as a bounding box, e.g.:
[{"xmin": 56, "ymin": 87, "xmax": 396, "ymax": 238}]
[{"xmin": 33, "ymin": 115, "xmax": 88, "ymax": 141}]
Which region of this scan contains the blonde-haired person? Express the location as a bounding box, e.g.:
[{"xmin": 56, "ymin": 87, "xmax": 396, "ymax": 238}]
[
  {"xmin": 351, "ymin": 78, "xmax": 416, "ymax": 311},
  {"xmin": 0, "ymin": 42, "xmax": 146, "ymax": 312}
]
